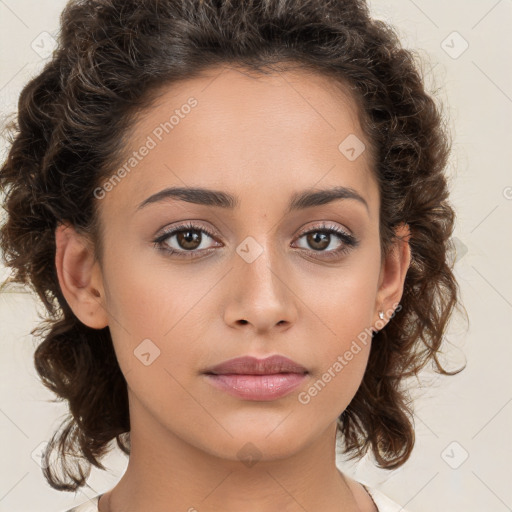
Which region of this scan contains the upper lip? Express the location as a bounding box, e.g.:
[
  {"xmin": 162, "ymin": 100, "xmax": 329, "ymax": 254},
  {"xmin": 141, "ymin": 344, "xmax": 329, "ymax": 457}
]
[{"xmin": 203, "ymin": 355, "xmax": 308, "ymax": 375}]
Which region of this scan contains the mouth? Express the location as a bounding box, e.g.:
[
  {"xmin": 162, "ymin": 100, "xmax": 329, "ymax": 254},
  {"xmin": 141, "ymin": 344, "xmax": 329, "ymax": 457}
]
[{"xmin": 202, "ymin": 355, "xmax": 309, "ymax": 401}]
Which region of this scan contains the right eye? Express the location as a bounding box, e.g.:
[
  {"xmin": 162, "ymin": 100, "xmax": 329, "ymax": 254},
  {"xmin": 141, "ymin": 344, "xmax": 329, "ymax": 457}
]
[{"xmin": 153, "ymin": 222, "xmax": 222, "ymax": 259}]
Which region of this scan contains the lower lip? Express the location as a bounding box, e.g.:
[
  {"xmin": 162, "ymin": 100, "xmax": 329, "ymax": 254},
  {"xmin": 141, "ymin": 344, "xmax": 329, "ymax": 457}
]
[{"xmin": 204, "ymin": 373, "xmax": 307, "ymax": 401}]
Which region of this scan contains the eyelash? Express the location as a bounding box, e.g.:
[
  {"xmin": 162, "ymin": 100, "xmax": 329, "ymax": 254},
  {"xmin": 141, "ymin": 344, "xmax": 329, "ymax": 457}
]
[{"xmin": 152, "ymin": 221, "xmax": 359, "ymax": 261}]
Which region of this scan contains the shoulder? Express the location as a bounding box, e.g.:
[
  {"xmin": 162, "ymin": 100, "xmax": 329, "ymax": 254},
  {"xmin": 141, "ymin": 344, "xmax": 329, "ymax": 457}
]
[
  {"xmin": 362, "ymin": 483, "xmax": 410, "ymax": 512},
  {"xmin": 62, "ymin": 493, "xmax": 102, "ymax": 512},
  {"xmin": 342, "ymin": 472, "xmax": 409, "ymax": 512}
]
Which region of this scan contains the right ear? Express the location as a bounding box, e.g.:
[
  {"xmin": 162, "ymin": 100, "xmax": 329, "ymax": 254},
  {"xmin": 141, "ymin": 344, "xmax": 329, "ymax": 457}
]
[{"xmin": 54, "ymin": 221, "xmax": 109, "ymax": 329}]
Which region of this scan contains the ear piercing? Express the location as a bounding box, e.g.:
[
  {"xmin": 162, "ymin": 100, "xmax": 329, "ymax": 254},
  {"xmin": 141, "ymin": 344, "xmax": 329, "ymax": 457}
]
[{"xmin": 378, "ymin": 311, "xmax": 384, "ymax": 320}]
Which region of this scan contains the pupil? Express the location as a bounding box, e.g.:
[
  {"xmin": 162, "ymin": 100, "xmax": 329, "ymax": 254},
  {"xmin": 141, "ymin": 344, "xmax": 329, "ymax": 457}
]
[
  {"xmin": 308, "ymin": 232, "xmax": 329, "ymax": 250},
  {"xmin": 178, "ymin": 230, "xmax": 201, "ymax": 250}
]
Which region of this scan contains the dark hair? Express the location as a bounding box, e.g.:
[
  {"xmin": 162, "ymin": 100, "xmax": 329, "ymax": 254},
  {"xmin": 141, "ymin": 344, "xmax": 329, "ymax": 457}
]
[{"xmin": 0, "ymin": 0, "xmax": 466, "ymax": 491}]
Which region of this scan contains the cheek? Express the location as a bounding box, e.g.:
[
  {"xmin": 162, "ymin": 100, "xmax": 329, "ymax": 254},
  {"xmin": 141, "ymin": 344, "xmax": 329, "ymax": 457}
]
[
  {"xmin": 298, "ymin": 327, "xmax": 372, "ymax": 420},
  {"xmin": 296, "ymin": 258, "xmax": 378, "ymax": 407},
  {"xmin": 99, "ymin": 253, "xmax": 170, "ymax": 372},
  {"xmin": 101, "ymin": 251, "xmax": 213, "ymax": 381},
  {"xmin": 301, "ymin": 258, "xmax": 379, "ymax": 344}
]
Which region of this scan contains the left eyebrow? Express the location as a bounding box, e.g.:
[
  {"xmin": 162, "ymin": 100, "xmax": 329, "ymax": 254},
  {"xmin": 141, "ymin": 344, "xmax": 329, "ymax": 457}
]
[
  {"xmin": 136, "ymin": 186, "xmax": 237, "ymax": 210},
  {"xmin": 136, "ymin": 185, "xmax": 369, "ymax": 215}
]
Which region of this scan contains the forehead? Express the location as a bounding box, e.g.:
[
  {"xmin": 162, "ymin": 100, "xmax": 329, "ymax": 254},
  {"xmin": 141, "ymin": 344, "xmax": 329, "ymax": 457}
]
[{"xmin": 102, "ymin": 65, "xmax": 377, "ymax": 217}]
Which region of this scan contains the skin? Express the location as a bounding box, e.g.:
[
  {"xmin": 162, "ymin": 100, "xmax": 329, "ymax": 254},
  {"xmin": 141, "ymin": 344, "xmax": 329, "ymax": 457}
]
[{"xmin": 55, "ymin": 65, "xmax": 411, "ymax": 512}]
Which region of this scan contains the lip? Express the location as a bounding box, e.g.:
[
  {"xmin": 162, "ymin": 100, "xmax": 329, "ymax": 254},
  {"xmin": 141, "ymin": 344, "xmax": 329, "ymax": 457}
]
[
  {"xmin": 204, "ymin": 355, "xmax": 308, "ymax": 375},
  {"xmin": 203, "ymin": 355, "xmax": 308, "ymax": 401}
]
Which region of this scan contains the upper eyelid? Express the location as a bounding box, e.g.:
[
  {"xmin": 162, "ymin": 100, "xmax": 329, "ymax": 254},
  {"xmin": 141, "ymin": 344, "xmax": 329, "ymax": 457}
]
[
  {"xmin": 296, "ymin": 222, "xmax": 350, "ymax": 236},
  {"xmin": 159, "ymin": 223, "xmax": 218, "ymax": 239}
]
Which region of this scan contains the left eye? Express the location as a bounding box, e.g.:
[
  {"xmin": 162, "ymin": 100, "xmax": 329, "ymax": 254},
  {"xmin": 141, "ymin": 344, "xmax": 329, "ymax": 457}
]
[
  {"xmin": 294, "ymin": 229, "xmax": 347, "ymax": 252},
  {"xmin": 292, "ymin": 222, "xmax": 359, "ymax": 259}
]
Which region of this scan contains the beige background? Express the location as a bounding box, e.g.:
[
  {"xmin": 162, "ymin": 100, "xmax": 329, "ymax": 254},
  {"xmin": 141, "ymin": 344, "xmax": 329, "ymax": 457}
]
[{"xmin": 1, "ymin": 1, "xmax": 511, "ymax": 511}]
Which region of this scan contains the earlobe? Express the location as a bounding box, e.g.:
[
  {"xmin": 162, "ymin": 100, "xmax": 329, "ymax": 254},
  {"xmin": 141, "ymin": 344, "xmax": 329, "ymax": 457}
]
[
  {"xmin": 374, "ymin": 223, "xmax": 411, "ymax": 326},
  {"xmin": 55, "ymin": 221, "xmax": 109, "ymax": 329}
]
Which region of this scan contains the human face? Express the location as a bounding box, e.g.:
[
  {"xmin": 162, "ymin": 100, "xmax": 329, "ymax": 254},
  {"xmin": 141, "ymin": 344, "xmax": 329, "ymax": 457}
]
[{"xmin": 93, "ymin": 65, "xmax": 384, "ymax": 462}]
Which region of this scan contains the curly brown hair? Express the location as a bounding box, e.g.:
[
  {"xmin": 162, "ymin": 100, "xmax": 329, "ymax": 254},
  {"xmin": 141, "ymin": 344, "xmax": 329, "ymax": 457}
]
[{"xmin": 0, "ymin": 0, "xmax": 466, "ymax": 492}]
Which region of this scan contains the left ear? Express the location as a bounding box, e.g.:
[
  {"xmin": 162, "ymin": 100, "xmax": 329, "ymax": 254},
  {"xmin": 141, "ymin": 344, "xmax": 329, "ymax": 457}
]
[{"xmin": 374, "ymin": 222, "xmax": 411, "ymax": 328}]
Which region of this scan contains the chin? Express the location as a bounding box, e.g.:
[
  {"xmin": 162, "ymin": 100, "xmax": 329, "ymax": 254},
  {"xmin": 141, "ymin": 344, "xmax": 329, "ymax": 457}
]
[{"xmin": 197, "ymin": 423, "xmax": 315, "ymax": 464}]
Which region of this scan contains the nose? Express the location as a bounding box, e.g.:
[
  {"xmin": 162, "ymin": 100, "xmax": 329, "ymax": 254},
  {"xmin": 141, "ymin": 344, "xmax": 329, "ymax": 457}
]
[{"xmin": 222, "ymin": 238, "xmax": 298, "ymax": 334}]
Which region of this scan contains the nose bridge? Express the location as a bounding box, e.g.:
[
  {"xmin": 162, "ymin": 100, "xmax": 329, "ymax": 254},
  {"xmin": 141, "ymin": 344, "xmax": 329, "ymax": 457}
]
[
  {"xmin": 225, "ymin": 230, "xmax": 297, "ymax": 329},
  {"xmin": 235, "ymin": 233, "xmax": 285, "ymax": 300}
]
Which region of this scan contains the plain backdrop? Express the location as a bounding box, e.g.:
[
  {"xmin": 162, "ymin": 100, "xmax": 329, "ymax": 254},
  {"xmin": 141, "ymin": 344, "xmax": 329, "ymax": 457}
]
[{"xmin": 1, "ymin": 1, "xmax": 511, "ymax": 511}]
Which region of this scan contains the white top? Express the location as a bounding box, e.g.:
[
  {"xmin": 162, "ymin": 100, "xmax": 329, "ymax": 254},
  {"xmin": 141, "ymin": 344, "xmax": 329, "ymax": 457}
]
[
  {"xmin": 363, "ymin": 484, "xmax": 409, "ymax": 511},
  {"xmin": 63, "ymin": 485, "xmax": 409, "ymax": 512}
]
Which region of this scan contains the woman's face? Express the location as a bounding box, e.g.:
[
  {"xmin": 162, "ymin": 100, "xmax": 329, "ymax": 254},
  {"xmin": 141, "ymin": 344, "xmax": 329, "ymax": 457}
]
[{"xmin": 59, "ymin": 65, "xmax": 409, "ymax": 463}]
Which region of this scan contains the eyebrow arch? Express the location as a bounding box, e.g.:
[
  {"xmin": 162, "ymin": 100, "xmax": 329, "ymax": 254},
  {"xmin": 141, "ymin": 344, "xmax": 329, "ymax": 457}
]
[{"xmin": 136, "ymin": 185, "xmax": 369, "ymax": 214}]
